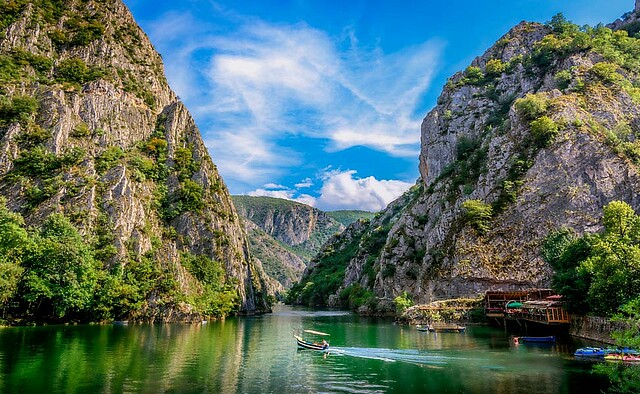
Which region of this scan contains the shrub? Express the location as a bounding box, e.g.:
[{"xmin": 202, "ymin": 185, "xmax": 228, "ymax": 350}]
[
  {"xmin": 514, "ymin": 93, "xmax": 548, "ymax": 120},
  {"xmin": 456, "ymin": 135, "xmax": 481, "ymax": 161},
  {"xmin": 59, "ymin": 147, "xmax": 85, "ymax": 167},
  {"xmin": 0, "ymin": 95, "xmax": 39, "ymax": 126},
  {"xmin": 179, "ymin": 179, "xmax": 205, "ymax": 212},
  {"xmin": 393, "ymin": 291, "xmax": 413, "ymax": 315},
  {"xmin": 71, "ymin": 122, "xmax": 91, "ymax": 137},
  {"xmin": 589, "ymin": 62, "xmax": 621, "ymax": 84},
  {"xmin": 12, "ymin": 147, "xmax": 61, "ymax": 176},
  {"xmin": 485, "ymin": 59, "xmax": 506, "ymax": 76},
  {"xmin": 174, "ymin": 146, "xmax": 198, "ymax": 180},
  {"xmin": 554, "ymin": 69, "xmax": 572, "ymax": 90},
  {"xmin": 463, "ymin": 66, "xmax": 484, "ymax": 85},
  {"xmin": 0, "ymin": 55, "xmax": 20, "ymax": 82},
  {"xmin": 530, "ymin": 116, "xmax": 559, "ymax": 147},
  {"xmin": 17, "ymin": 124, "xmax": 51, "ymax": 146},
  {"xmin": 95, "ymin": 146, "xmax": 124, "ymax": 173},
  {"xmin": 55, "ymin": 58, "xmax": 104, "ymax": 85},
  {"xmin": 462, "ymin": 199, "xmax": 493, "ymax": 234},
  {"xmin": 66, "ymin": 17, "xmax": 105, "ymax": 46}
]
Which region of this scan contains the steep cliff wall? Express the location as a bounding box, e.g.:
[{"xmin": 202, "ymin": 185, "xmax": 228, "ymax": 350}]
[
  {"xmin": 233, "ymin": 195, "xmax": 345, "ymax": 290},
  {"xmin": 0, "ymin": 0, "xmax": 269, "ymax": 320},
  {"xmin": 233, "ymin": 196, "xmax": 345, "ymax": 250},
  {"xmin": 294, "ymin": 6, "xmax": 640, "ymax": 313}
]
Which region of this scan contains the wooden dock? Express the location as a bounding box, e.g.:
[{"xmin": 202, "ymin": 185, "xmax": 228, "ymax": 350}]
[{"xmin": 484, "ymin": 289, "xmax": 570, "ymax": 326}]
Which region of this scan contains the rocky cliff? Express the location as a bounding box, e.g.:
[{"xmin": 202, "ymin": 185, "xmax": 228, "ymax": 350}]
[
  {"xmin": 232, "ymin": 195, "xmax": 346, "ymax": 290},
  {"xmin": 293, "ymin": 5, "xmax": 640, "ymax": 313},
  {"xmin": 0, "ymin": 0, "xmax": 270, "ymax": 320}
]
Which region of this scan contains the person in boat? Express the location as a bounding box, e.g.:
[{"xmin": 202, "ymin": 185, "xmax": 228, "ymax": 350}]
[{"xmin": 322, "ymin": 339, "xmax": 329, "ymax": 349}]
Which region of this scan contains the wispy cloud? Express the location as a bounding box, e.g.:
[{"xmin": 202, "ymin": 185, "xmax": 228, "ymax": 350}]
[{"xmin": 145, "ymin": 9, "xmax": 439, "ymax": 207}]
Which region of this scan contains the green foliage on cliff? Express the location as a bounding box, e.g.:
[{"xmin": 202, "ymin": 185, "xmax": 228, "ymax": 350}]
[
  {"xmin": 0, "ymin": 95, "xmax": 38, "ymax": 126},
  {"xmin": 462, "ymin": 199, "xmax": 493, "ymax": 234},
  {"xmin": 326, "ymin": 210, "xmax": 375, "ymax": 226},
  {"xmin": 435, "ymin": 135, "xmax": 488, "ymax": 199},
  {"xmin": 287, "ymin": 234, "xmax": 361, "ymax": 306},
  {"xmin": 393, "ymin": 291, "xmax": 413, "ymax": 315},
  {"xmin": 529, "ymin": 116, "xmax": 558, "ymax": 147},
  {"xmin": 543, "ymin": 201, "xmax": 640, "ymax": 316},
  {"xmin": 181, "ymin": 252, "xmax": 238, "ymax": 317},
  {"xmin": 95, "ymin": 146, "xmax": 124, "ymax": 173},
  {"xmin": 55, "ymin": 58, "xmax": 104, "ymax": 85},
  {"xmin": 514, "ymin": 93, "xmax": 548, "ymax": 121},
  {"xmin": 0, "ymin": 198, "xmax": 239, "ymax": 323}
]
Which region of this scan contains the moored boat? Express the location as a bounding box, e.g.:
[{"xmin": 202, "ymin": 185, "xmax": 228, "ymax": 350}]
[
  {"xmin": 574, "ymin": 347, "xmax": 607, "ymax": 357},
  {"xmin": 514, "ymin": 336, "xmax": 555, "ymax": 344},
  {"xmin": 426, "ymin": 323, "xmax": 466, "ymax": 333},
  {"xmin": 604, "ymin": 353, "xmax": 640, "ymax": 362},
  {"xmin": 574, "ymin": 347, "xmax": 638, "ymax": 358}
]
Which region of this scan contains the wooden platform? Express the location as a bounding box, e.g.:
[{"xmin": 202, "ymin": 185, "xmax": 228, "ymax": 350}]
[{"xmin": 483, "ymin": 289, "xmax": 570, "ymax": 325}]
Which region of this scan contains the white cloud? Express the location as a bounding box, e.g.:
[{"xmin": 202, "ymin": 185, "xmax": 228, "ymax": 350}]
[
  {"xmin": 314, "ymin": 170, "xmax": 413, "ymax": 212},
  {"xmin": 246, "ymin": 169, "xmax": 412, "ymax": 212},
  {"xmin": 263, "ymin": 183, "xmax": 287, "ymax": 190},
  {"xmin": 145, "ymin": 12, "xmax": 440, "ymax": 190},
  {"xmin": 247, "ymin": 188, "xmax": 316, "ymax": 207},
  {"xmin": 295, "ymin": 178, "xmax": 314, "ymax": 188}
]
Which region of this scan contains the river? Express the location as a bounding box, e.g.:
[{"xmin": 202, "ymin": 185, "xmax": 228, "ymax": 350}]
[{"xmin": 0, "ymin": 304, "xmax": 609, "ymax": 393}]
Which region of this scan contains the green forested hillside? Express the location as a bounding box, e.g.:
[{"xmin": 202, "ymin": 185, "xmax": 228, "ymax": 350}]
[
  {"xmin": 0, "ymin": 0, "xmax": 270, "ymax": 323},
  {"xmin": 327, "ymin": 210, "xmax": 376, "ymax": 226}
]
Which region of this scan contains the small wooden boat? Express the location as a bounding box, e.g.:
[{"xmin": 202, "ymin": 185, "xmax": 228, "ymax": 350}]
[
  {"xmin": 294, "ymin": 335, "xmax": 329, "ymax": 351},
  {"xmin": 294, "ymin": 329, "xmax": 330, "ymax": 351},
  {"xmin": 416, "ymin": 325, "xmax": 429, "ymax": 331},
  {"xmin": 427, "ymin": 323, "xmax": 466, "ymax": 333}
]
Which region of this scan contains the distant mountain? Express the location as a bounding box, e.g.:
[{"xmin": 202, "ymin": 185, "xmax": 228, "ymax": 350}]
[
  {"xmin": 327, "ymin": 210, "xmax": 376, "ymax": 226},
  {"xmin": 232, "ymin": 196, "xmax": 374, "ymax": 290}
]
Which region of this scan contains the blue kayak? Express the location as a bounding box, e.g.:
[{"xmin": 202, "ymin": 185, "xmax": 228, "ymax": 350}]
[
  {"xmin": 574, "ymin": 347, "xmax": 607, "ymax": 357},
  {"xmin": 575, "ymin": 347, "xmax": 639, "ymax": 358},
  {"xmin": 519, "ymin": 336, "xmax": 555, "ymax": 343}
]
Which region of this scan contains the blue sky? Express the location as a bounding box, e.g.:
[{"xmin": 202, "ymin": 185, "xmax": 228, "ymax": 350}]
[{"xmin": 122, "ymin": 0, "xmax": 631, "ymax": 211}]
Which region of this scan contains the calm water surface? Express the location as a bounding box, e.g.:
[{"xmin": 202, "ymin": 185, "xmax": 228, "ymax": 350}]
[{"xmin": 0, "ymin": 305, "xmax": 609, "ymax": 393}]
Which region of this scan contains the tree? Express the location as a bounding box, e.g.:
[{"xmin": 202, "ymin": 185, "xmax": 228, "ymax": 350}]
[
  {"xmin": 393, "ymin": 291, "xmax": 413, "ymax": 315},
  {"xmin": 593, "ymin": 297, "xmax": 640, "ymax": 393},
  {"xmin": 19, "ymin": 214, "xmax": 100, "ymax": 320},
  {"xmin": 543, "ymin": 201, "xmax": 640, "ymax": 316},
  {"xmin": 602, "ymin": 200, "xmax": 639, "ymax": 241},
  {"xmin": 541, "ymin": 229, "xmax": 592, "ymax": 313},
  {"xmin": 0, "ymin": 199, "xmax": 29, "ymax": 305}
]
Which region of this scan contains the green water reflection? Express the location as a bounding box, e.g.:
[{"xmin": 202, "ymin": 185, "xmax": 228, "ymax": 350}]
[{"xmin": 0, "ymin": 305, "xmax": 608, "ymax": 393}]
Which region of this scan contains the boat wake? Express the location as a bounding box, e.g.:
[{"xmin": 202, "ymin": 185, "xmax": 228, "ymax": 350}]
[{"xmin": 328, "ymin": 347, "xmax": 457, "ymax": 366}]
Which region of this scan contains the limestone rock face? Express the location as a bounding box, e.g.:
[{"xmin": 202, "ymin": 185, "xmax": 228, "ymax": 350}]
[
  {"xmin": 233, "ymin": 196, "xmax": 345, "ymax": 290},
  {"xmin": 300, "ymin": 6, "xmax": 640, "ymax": 313},
  {"xmin": 0, "ymin": 0, "xmax": 270, "ymax": 319},
  {"xmin": 234, "ymin": 196, "xmax": 345, "ymax": 248}
]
